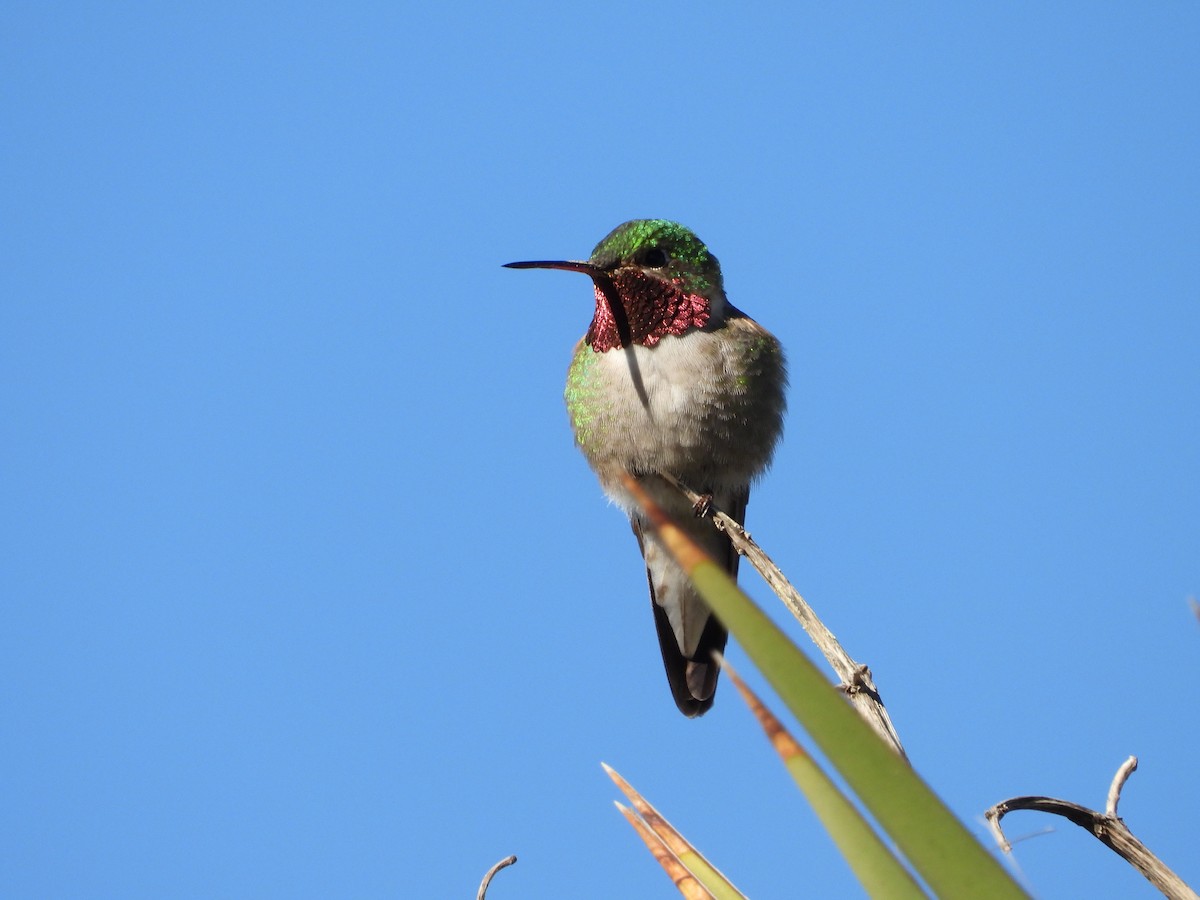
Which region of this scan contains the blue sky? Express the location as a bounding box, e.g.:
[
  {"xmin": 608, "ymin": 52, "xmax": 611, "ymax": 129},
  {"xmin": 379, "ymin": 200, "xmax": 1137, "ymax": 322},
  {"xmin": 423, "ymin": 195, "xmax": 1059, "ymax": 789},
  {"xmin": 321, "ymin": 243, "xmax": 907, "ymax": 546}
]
[{"xmin": 3, "ymin": 3, "xmax": 1198, "ymax": 897}]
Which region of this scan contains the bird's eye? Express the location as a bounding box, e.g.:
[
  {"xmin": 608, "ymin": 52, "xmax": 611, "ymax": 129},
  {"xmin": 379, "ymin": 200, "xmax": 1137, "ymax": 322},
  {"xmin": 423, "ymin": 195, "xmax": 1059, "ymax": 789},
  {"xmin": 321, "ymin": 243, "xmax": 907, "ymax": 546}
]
[{"xmin": 641, "ymin": 247, "xmax": 669, "ymax": 268}]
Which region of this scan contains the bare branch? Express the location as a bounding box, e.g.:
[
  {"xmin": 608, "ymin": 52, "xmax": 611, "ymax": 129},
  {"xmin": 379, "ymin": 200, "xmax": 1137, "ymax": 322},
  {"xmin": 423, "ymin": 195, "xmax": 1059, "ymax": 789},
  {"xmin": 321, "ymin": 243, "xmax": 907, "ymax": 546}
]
[
  {"xmin": 659, "ymin": 472, "xmax": 906, "ymax": 759},
  {"xmin": 985, "ymin": 759, "xmax": 1198, "ymax": 900},
  {"xmin": 1106, "ymin": 755, "xmax": 1138, "ymax": 818},
  {"xmin": 476, "ymin": 855, "xmax": 517, "ymax": 900}
]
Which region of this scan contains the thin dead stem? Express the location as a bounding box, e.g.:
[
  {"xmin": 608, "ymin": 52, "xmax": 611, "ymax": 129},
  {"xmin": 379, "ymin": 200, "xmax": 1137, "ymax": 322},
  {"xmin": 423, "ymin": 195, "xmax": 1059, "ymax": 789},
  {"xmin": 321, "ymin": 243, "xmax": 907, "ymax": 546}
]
[
  {"xmin": 660, "ymin": 472, "xmax": 906, "ymax": 759},
  {"xmin": 476, "ymin": 855, "xmax": 517, "ymax": 900},
  {"xmin": 985, "ymin": 757, "xmax": 1197, "ymax": 900}
]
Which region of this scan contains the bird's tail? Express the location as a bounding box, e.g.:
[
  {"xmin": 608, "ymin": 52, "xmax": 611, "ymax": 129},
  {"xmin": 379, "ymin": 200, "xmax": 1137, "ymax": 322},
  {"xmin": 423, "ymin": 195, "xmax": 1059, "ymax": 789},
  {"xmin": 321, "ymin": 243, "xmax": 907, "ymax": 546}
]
[{"xmin": 633, "ymin": 487, "xmax": 747, "ymax": 717}]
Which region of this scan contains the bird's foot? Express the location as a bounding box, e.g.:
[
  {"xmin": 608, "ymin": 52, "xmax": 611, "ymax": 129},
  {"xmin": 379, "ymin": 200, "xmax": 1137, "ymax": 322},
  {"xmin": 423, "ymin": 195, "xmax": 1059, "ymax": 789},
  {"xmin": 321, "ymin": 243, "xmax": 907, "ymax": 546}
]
[{"xmin": 691, "ymin": 493, "xmax": 713, "ymax": 518}]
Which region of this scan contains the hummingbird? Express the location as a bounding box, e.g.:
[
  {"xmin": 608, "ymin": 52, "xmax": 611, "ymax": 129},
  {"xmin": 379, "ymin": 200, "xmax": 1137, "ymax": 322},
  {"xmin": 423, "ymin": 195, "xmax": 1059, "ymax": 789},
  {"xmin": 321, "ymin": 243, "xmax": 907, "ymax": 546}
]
[{"xmin": 505, "ymin": 219, "xmax": 787, "ymax": 716}]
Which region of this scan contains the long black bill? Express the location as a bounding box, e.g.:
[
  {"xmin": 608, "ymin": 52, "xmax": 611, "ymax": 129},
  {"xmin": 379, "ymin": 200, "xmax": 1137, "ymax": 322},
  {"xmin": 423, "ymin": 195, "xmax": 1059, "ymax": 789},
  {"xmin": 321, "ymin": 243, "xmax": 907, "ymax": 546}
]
[
  {"xmin": 503, "ymin": 259, "xmax": 631, "ymax": 348},
  {"xmin": 503, "ymin": 259, "xmax": 601, "ymax": 275}
]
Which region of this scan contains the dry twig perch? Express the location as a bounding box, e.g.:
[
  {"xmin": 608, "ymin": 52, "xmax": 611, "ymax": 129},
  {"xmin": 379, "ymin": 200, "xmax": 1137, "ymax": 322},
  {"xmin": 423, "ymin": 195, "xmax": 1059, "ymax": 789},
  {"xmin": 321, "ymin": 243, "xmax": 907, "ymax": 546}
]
[{"xmin": 660, "ymin": 472, "xmax": 906, "ymax": 759}]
